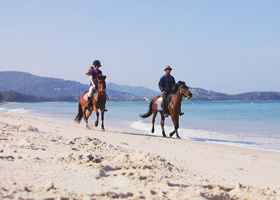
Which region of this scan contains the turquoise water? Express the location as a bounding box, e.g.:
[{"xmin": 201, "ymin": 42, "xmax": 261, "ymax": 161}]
[{"xmin": 1, "ymin": 101, "xmax": 280, "ymax": 151}]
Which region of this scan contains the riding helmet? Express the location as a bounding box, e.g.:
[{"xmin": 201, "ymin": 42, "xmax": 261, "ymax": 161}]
[{"xmin": 93, "ymin": 60, "xmax": 102, "ymax": 67}]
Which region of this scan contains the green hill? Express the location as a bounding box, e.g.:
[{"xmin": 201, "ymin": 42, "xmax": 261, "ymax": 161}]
[
  {"xmin": 107, "ymin": 82, "xmax": 159, "ymax": 98},
  {"xmin": 0, "ymin": 71, "xmax": 86, "ymax": 97},
  {"xmin": 1, "ymin": 71, "xmax": 279, "ymax": 102},
  {"xmin": 0, "ymin": 71, "xmax": 147, "ymax": 102}
]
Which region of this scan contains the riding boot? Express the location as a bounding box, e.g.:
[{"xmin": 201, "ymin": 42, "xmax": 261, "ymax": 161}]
[
  {"xmin": 162, "ymin": 94, "xmax": 169, "ymax": 117},
  {"xmin": 164, "ymin": 110, "xmax": 169, "ymax": 118},
  {"xmin": 85, "ymin": 97, "xmax": 92, "ymax": 110},
  {"xmin": 179, "ymin": 110, "xmax": 184, "ymax": 116}
]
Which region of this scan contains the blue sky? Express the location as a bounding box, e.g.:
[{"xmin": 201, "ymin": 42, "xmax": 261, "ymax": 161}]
[{"xmin": 0, "ymin": 0, "xmax": 279, "ymax": 94}]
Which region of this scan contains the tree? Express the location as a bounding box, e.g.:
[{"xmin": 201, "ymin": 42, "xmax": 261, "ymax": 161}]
[{"xmin": 0, "ymin": 92, "xmax": 3, "ymax": 102}]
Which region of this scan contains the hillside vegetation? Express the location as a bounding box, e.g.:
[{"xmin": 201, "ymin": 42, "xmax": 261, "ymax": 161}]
[
  {"xmin": 1, "ymin": 71, "xmax": 279, "ymax": 102},
  {"xmin": 0, "ymin": 71, "xmax": 143, "ymax": 102}
]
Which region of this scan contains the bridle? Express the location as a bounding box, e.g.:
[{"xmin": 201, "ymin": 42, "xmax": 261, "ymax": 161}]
[
  {"xmin": 179, "ymin": 84, "xmax": 191, "ymax": 99},
  {"xmin": 97, "ymin": 81, "xmax": 109, "ymax": 100}
]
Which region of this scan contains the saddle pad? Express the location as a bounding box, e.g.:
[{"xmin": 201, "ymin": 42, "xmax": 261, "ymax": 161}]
[
  {"xmin": 83, "ymin": 92, "xmax": 89, "ymax": 101},
  {"xmin": 156, "ymin": 97, "xmax": 163, "ymax": 111}
]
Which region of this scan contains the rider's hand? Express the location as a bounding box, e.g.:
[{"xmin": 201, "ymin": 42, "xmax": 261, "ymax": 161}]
[{"xmin": 162, "ymin": 91, "xmax": 166, "ymax": 96}]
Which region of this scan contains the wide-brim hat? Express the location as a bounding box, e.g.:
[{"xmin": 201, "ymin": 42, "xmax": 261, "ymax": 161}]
[{"xmin": 164, "ymin": 66, "xmax": 172, "ymax": 71}]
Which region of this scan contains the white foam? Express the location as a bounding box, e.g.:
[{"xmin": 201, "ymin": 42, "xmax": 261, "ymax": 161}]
[
  {"xmin": 131, "ymin": 120, "xmax": 222, "ymax": 139},
  {"xmin": 7, "ymin": 108, "xmax": 34, "ymax": 114},
  {"xmin": 130, "ymin": 120, "xmax": 280, "ymax": 152}
]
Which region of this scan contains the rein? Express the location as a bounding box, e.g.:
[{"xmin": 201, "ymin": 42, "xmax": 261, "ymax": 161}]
[
  {"xmin": 105, "ymin": 92, "xmax": 110, "ymax": 100},
  {"xmin": 97, "ymin": 86, "xmax": 109, "ymax": 100},
  {"xmin": 99, "ymin": 90, "xmax": 109, "ymax": 100},
  {"xmin": 179, "ymin": 87, "xmax": 185, "ymax": 97}
]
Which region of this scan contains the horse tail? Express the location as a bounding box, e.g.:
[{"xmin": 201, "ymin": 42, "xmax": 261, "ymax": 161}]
[
  {"xmin": 74, "ymin": 103, "xmax": 83, "ymax": 123},
  {"xmin": 140, "ymin": 99, "xmax": 153, "ymax": 118}
]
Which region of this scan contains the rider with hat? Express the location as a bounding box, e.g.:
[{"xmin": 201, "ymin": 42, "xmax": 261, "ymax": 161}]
[
  {"xmin": 158, "ymin": 66, "xmax": 184, "ymax": 117},
  {"xmin": 85, "ymin": 60, "xmax": 102, "ymax": 109}
]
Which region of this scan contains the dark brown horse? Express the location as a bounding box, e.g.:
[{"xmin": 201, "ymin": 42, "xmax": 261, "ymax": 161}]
[
  {"xmin": 140, "ymin": 81, "xmax": 192, "ymax": 138},
  {"xmin": 75, "ymin": 75, "xmax": 107, "ymax": 130}
]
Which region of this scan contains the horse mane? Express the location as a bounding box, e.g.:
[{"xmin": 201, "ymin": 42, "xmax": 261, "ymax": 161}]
[
  {"xmin": 97, "ymin": 74, "xmax": 106, "ymax": 80},
  {"xmin": 172, "ymin": 81, "xmax": 185, "ymax": 94}
]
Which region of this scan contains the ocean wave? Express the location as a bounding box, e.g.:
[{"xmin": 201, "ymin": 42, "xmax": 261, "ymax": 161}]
[
  {"xmin": 0, "ymin": 107, "xmax": 7, "ymax": 111},
  {"xmin": 7, "ymin": 108, "xmax": 34, "ymax": 114},
  {"xmin": 130, "ymin": 120, "xmax": 280, "ymax": 152},
  {"xmin": 131, "ymin": 120, "xmax": 230, "ymax": 140}
]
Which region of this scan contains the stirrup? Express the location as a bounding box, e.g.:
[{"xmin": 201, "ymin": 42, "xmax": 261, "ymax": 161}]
[
  {"xmin": 164, "ymin": 112, "xmax": 169, "ymax": 117},
  {"xmin": 179, "ymin": 112, "xmax": 184, "ymax": 116}
]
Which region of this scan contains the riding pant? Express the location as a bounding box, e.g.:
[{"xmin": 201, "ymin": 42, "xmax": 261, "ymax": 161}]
[
  {"xmin": 88, "ymin": 86, "xmax": 95, "ymax": 97},
  {"xmin": 162, "ymin": 92, "xmax": 170, "ymax": 114}
]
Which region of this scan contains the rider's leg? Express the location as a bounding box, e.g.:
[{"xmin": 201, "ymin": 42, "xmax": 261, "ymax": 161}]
[
  {"xmin": 161, "ymin": 94, "xmax": 169, "ymax": 117},
  {"xmin": 85, "ymin": 86, "xmax": 94, "ymax": 109}
]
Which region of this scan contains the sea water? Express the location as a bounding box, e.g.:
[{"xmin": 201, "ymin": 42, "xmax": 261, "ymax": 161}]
[{"xmin": 1, "ymin": 101, "xmax": 280, "ymax": 152}]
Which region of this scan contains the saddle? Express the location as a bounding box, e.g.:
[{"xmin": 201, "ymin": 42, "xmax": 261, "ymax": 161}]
[
  {"xmin": 156, "ymin": 94, "xmax": 172, "ymax": 112},
  {"xmin": 83, "ymin": 92, "xmax": 89, "ymax": 101},
  {"xmin": 156, "ymin": 97, "xmax": 163, "ymax": 111},
  {"xmin": 83, "ymin": 91, "xmax": 97, "ymax": 102},
  {"xmin": 164, "ymin": 94, "xmax": 172, "ymax": 113}
]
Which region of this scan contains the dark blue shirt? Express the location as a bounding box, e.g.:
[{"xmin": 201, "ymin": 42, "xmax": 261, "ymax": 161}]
[{"xmin": 158, "ymin": 74, "xmax": 176, "ymax": 94}]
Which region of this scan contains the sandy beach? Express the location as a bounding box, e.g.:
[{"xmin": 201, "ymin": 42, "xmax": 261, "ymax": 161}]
[{"xmin": 0, "ymin": 112, "xmax": 280, "ymax": 199}]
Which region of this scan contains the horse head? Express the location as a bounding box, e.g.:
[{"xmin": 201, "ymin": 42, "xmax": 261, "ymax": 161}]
[
  {"xmin": 178, "ymin": 81, "xmax": 192, "ymax": 99},
  {"xmin": 97, "ymin": 75, "xmax": 106, "ymax": 94}
]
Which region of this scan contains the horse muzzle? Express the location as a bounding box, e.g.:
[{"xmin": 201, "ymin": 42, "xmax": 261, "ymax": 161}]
[{"xmin": 185, "ymin": 92, "xmax": 192, "ymax": 99}]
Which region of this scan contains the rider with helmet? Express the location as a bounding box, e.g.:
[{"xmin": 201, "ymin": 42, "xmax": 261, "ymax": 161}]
[{"xmin": 85, "ymin": 60, "xmax": 102, "ymax": 109}]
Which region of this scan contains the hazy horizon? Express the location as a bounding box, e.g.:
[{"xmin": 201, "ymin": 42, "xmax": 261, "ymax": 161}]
[{"xmin": 1, "ymin": 1, "xmax": 279, "ymax": 94}]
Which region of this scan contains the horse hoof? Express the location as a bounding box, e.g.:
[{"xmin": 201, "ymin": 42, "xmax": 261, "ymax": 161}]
[
  {"xmin": 163, "ymin": 134, "xmax": 167, "ymax": 137},
  {"xmin": 169, "ymin": 133, "xmax": 173, "ymax": 138},
  {"xmin": 151, "ymin": 129, "xmax": 154, "ymax": 133},
  {"xmin": 102, "ymin": 128, "xmax": 105, "ymax": 131},
  {"xmin": 86, "ymin": 126, "xmax": 90, "ymax": 129},
  {"xmin": 177, "ymin": 136, "xmax": 181, "ymax": 139}
]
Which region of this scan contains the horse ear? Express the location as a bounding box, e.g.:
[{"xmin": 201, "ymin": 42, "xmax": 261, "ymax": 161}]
[
  {"xmin": 103, "ymin": 76, "xmax": 106, "ymax": 80},
  {"xmin": 97, "ymin": 75, "xmax": 103, "ymax": 80},
  {"xmin": 177, "ymin": 81, "xmax": 185, "ymax": 85}
]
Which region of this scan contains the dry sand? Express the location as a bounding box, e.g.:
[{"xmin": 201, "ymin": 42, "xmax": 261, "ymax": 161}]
[{"xmin": 0, "ymin": 112, "xmax": 280, "ymax": 199}]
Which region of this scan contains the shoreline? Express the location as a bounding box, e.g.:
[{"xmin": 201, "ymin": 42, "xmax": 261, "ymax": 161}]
[
  {"xmin": 1, "ymin": 111, "xmax": 280, "ymax": 199},
  {"xmin": 1, "ymin": 102, "xmax": 280, "ymax": 153}
]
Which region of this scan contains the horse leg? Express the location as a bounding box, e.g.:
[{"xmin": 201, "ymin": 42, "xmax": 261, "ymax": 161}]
[
  {"xmin": 170, "ymin": 128, "xmax": 180, "ymax": 139},
  {"xmin": 170, "ymin": 115, "xmax": 180, "ymax": 139},
  {"xmin": 95, "ymin": 109, "xmax": 99, "ymax": 127},
  {"xmin": 175, "ymin": 129, "xmax": 180, "ymax": 139},
  {"xmin": 160, "ymin": 112, "xmax": 167, "ymax": 137},
  {"xmin": 82, "ymin": 107, "xmax": 87, "ymax": 125},
  {"xmin": 85, "ymin": 109, "xmax": 93, "ymax": 129},
  {"xmin": 151, "ymin": 111, "xmax": 158, "ymax": 133},
  {"xmin": 101, "ymin": 110, "xmax": 105, "ymax": 131}
]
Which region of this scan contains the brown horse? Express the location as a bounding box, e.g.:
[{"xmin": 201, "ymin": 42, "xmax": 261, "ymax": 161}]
[
  {"xmin": 75, "ymin": 75, "xmax": 108, "ymax": 130},
  {"xmin": 140, "ymin": 81, "xmax": 192, "ymax": 138}
]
